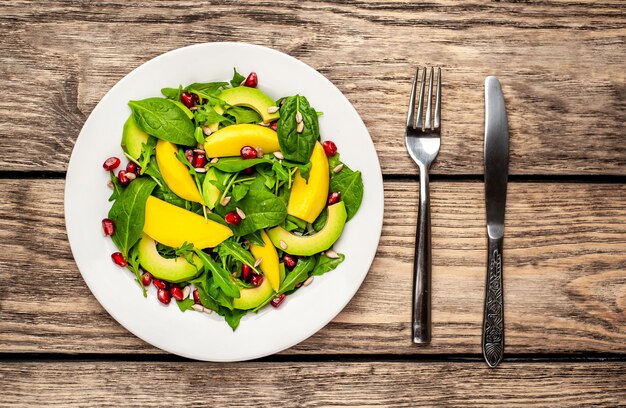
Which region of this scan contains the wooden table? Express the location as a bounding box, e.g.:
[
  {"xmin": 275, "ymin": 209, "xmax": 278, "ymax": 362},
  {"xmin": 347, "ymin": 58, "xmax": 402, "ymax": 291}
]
[{"xmin": 1, "ymin": 1, "xmax": 625, "ymax": 406}]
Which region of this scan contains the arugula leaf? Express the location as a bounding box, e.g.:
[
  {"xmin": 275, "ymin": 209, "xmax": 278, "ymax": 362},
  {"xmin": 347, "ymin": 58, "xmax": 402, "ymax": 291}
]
[
  {"xmin": 217, "ymin": 239, "xmax": 258, "ymax": 272},
  {"xmin": 108, "ymin": 177, "xmax": 156, "ymax": 257},
  {"xmin": 128, "ymin": 98, "xmax": 196, "ymax": 146},
  {"xmin": 278, "ymin": 256, "xmax": 316, "ymax": 294},
  {"xmin": 225, "ymin": 106, "xmax": 262, "ymax": 124},
  {"xmin": 193, "ymin": 284, "xmax": 220, "ymax": 311},
  {"xmin": 330, "ymin": 163, "xmax": 364, "ymax": 221},
  {"xmin": 211, "ymin": 157, "xmax": 271, "ymax": 173},
  {"xmin": 193, "ymin": 105, "xmax": 230, "ymax": 126},
  {"xmin": 161, "ymin": 86, "xmax": 182, "ymax": 100},
  {"xmin": 216, "ymin": 189, "xmax": 287, "ymax": 236},
  {"xmin": 194, "ymin": 127, "xmax": 205, "ymax": 145},
  {"xmin": 195, "ymin": 250, "xmax": 240, "ymax": 298},
  {"xmin": 126, "ymin": 244, "xmax": 147, "ymax": 296},
  {"xmin": 137, "ymin": 137, "xmax": 156, "ymax": 175},
  {"xmin": 272, "ymin": 160, "xmax": 290, "ymax": 182},
  {"xmin": 185, "ymin": 81, "xmax": 228, "ymax": 94},
  {"xmin": 283, "ymin": 160, "xmax": 311, "ymax": 182},
  {"xmin": 244, "ymin": 231, "xmax": 265, "ymax": 246},
  {"xmin": 286, "ymin": 215, "xmax": 307, "ymax": 231},
  {"xmin": 176, "ymin": 298, "xmax": 196, "ymax": 312},
  {"xmin": 230, "ymin": 68, "xmax": 245, "ymax": 87},
  {"xmin": 312, "ymin": 253, "xmax": 345, "ymax": 276},
  {"xmin": 108, "ymin": 171, "xmax": 123, "ymax": 202},
  {"xmin": 231, "ymin": 184, "xmax": 249, "ymax": 202},
  {"xmin": 276, "ymin": 95, "xmax": 319, "ymax": 163}
]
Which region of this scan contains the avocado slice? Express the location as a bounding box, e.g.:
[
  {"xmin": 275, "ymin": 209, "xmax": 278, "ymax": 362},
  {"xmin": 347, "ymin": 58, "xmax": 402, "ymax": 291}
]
[
  {"xmin": 137, "ymin": 234, "xmax": 203, "ymax": 283},
  {"xmin": 267, "ymin": 202, "xmax": 347, "ymax": 256},
  {"xmin": 121, "ymin": 115, "xmax": 152, "ymax": 159},
  {"xmin": 233, "ymin": 276, "xmax": 275, "ymax": 310},
  {"xmin": 219, "ymin": 87, "xmax": 280, "ymax": 123},
  {"xmin": 201, "ymin": 167, "xmax": 221, "ymax": 210}
]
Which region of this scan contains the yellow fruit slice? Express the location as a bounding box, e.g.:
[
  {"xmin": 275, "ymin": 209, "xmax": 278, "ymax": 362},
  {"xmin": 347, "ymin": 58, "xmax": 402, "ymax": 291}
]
[
  {"xmin": 143, "ymin": 196, "xmax": 232, "ymax": 249},
  {"xmin": 204, "ymin": 124, "xmax": 279, "ymax": 158},
  {"xmin": 156, "ymin": 140, "xmax": 203, "ymax": 204},
  {"xmin": 287, "ymin": 142, "xmax": 329, "ymax": 223},
  {"xmin": 250, "ymin": 230, "xmax": 281, "ymax": 291}
]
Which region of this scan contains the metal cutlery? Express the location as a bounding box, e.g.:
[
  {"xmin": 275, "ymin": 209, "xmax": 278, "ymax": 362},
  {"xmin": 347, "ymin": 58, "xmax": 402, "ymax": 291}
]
[
  {"xmin": 405, "ymin": 67, "xmax": 441, "ymax": 345},
  {"xmin": 482, "ymin": 76, "xmax": 509, "ymax": 367}
]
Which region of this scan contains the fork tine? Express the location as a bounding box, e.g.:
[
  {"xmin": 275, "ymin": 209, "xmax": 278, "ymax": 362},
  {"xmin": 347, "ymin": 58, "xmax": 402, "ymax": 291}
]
[
  {"xmin": 434, "ymin": 67, "xmax": 441, "ymax": 130},
  {"xmin": 425, "ymin": 67, "xmax": 434, "ymax": 130},
  {"xmin": 406, "ymin": 68, "xmax": 419, "ymax": 128},
  {"xmin": 416, "ymin": 67, "xmax": 427, "ymax": 130}
]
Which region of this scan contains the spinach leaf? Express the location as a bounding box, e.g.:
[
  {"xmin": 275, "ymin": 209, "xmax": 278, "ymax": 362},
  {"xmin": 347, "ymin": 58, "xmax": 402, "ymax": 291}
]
[
  {"xmin": 225, "ymin": 106, "xmax": 262, "ymax": 124},
  {"xmin": 185, "ymin": 81, "xmax": 228, "ymax": 94},
  {"xmin": 283, "ymin": 160, "xmax": 311, "ymax": 182},
  {"xmin": 312, "ymin": 207, "xmax": 327, "ymax": 231},
  {"xmin": 108, "ymin": 171, "xmax": 123, "ymax": 202},
  {"xmin": 176, "ymin": 298, "xmax": 196, "ymax": 312},
  {"xmin": 278, "ymin": 256, "xmax": 316, "ymax": 294},
  {"xmin": 230, "ymin": 68, "xmax": 245, "ymax": 87},
  {"xmin": 223, "ymin": 309, "xmax": 246, "ymax": 330},
  {"xmin": 216, "ymin": 189, "xmax": 287, "ymax": 236},
  {"xmin": 195, "ymin": 250, "xmax": 240, "ymax": 298},
  {"xmin": 145, "ymin": 159, "xmax": 188, "ymax": 209},
  {"xmin": 286, "ymin": 215, "xmax": 307, "ymax": 231},
  {"xmin": 108, "ymin": 177, "xmax": 156, "ymax": 257},
  {"xmin": 276, "ymin": 95, "xmax": 319, "ymax": 163},
  {"xmin": 211, "ymin": 157, "xmax": 271, "ymax": 173},
  {"xmin": 231, "ymin": 184, "xmax": 249, "ymax": 202},
  {"xmin": 161, "ymin": 86, "xmax": 182, "ymax": 100},
  {"xmin": 330, "ymin": 163, "xmax": 364, "ymax": 221},
  {"xmin": 193, "ymin": 283, "xmax": 220, "ymax": 311},
  {"xmin": 128, "ymin": 98, "xmax": 196, "ymax": 146},
  {"xmin": 312, "ymin": 253, "xmax": 345, "ymax": 276},
  {"xmin": 194, "ymin": 127, "xmax": 205, "ymax": 145},
  {"xmin": 244, "ymin": 231, "xmax": 265, "ymax": 247}
]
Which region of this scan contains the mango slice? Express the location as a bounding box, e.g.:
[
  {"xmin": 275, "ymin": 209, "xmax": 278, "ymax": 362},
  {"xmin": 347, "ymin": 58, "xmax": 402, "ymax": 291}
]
[
  {"xmin": 250, "ymin": 230, "xmax": 281, "ymax": 291},
  {"xmin": 204, "ymin": 124, "xmax": 280, "ymax": 158},
  {"xmin": 156, "ymin": 140, "xmax": 204, "ymax": 204},
  {"xmin": 287, "ymin": 142, "xmax": 329, "ymax": 223},
  {"xmin": 143, "ymin": 196, "xmax": 232, "ymax": 249}
]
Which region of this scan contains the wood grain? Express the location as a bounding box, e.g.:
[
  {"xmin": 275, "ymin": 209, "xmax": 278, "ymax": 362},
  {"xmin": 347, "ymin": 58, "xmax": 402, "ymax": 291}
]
[
  {"xmin": 1, "ymin": 179, "xmax": 625, "ymax": 355},
  {"xmin": 1, "ymin": 361, "xmax": 624, "ymax": 407},
  {"xmin": 0, "ymin": 1, "xmax": 625, "ymax": 175}
]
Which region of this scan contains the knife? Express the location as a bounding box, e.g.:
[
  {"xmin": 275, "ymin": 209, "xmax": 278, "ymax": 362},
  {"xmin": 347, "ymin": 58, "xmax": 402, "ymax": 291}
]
[{"xmin": 482, "ymin": 76, "xmax": 509, "ymax": 368}]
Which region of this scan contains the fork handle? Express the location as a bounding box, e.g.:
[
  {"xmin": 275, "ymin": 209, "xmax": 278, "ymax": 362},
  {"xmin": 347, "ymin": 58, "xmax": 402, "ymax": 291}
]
[{"xmin": 412, "ymin": 166, "xmax": 432, "ymax": 344}]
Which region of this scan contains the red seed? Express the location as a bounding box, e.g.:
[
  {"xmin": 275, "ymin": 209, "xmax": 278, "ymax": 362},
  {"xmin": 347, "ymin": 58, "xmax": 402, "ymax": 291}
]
[
  {"xmin": 192, "ymin": 153, "xmax": 207, "ymax": 168},
  {"xmin": 111, "ymin": 252, "xmax": 127, "ymax": 267},
  {"xmin": 250, "ymin": 273, "xmax": 264, "ymax": 287},
  {"xmin": 243, "ymin": 72, "xmax": 258, "ymax": 88},
  {"xmin": 241, "ymin": 264, "xmax": 252, "ymax": 282},
  {"xmin": 283, "ymin": 254, "xmax": 298, "ymax": 270},
  {"xmin": 180, "ymin": 91, "xmax": 195, "ymax": 108},
  {"xmin": 170, "ymin": 286, "xmax": 184, "ymax": 301},
  {"xmin": 322, "ymin": 140, "xmax": 338, "ymax": 157},
  {"xmin": 126, "ymin": 162, "xmax": 140, "ymax": 175},
  {"xmin": 225, "ymin": 211, "xmax": 242, "ymax": 226},
  {"xmin": 103, "ymin": 157, "xmax": 121, "ymax": 171},
  {"xmin": 157, "ymin": 288, "xmax": 171, "ymax": 304},
  {"xmin": 141, "ymin": 272, "xmax": 153, "ymax": 286},
  {"xmin": 193, "ymin": 288, "xmax": 201, "ymax": 304},
  {"xmin": 240, "ymin": 145, "xmax": 257, "ymax": 160},
  {"xmin": 243, "ymin": 167, "xmax": 255, "ymax": 175},
  {"xmin": 117, "ymin": 170, "xmax": 131, "ymax": 187},
  {"xmin": 185, "ymin": 149, "xmax": 194, "ymax": 163},
  {"xmin": 270, "ymin": 121, "xmax": 278, "ymax": 131},
  {"xmin": 327, "ymin": 191, "xmax": 341, "ymax": 206},
  {"xmin": 153, "ymin": 279, "xmax": 167, "ymax": 290},
  {"xmin": 102, "ymin": 218, "xmax": 115, "ymax": 236},
  {"xmin": 271, "ymin": 293, "xmax": 286, "ymax": 308}
]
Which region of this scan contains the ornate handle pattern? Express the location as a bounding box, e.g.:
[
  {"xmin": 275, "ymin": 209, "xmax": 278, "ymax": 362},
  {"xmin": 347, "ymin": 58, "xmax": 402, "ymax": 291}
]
[{"xmin": 482, "ymin": 239, "xmax": 504, "ymax": 367}]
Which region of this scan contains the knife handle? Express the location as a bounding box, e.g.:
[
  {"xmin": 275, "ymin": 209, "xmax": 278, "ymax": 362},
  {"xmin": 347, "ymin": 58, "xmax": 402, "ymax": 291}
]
[
  {"xmin": 482, "ymin": 236, "xmax": 504, "ymax": 367},
  {"xmin": 412, "ymin": 168, "xmax": 432, "ymax": 344}
]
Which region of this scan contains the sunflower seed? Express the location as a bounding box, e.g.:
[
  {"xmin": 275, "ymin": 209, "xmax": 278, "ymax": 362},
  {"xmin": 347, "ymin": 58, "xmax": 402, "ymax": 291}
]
[
  {"xmin": 303, "ymin": 276, "xmax": 314, "ymax": 287},
  {"xmin": 107, "ymin": 180, "xmax": 114, "ymax": 190},
  {"xmin": 203, "ymin": 308, "xmax": 213, "ymax": 314},
  {"xmin": 273, "ymin": 151, "xmax": 284, "ymax": 160},
  {"xmin": 125, "ymin": 172, "xmax": 136, "ymax": 180},
  {"xmin": 333, "ymin": 164, "xmax": 344, "ymax": 174},
  {"xmin": 190, "ymin": 106, "xmax": 198, "ymax": 111},
  {"xmin": 236, "ymin": 207, "xmax": 246, "ymax": 220},
  {"xmin": 220, "ymin": 196, "xmax": 231, "ymax": 206},
  {"xmin": 306, "ymin": 223, "xmax": 315, "ymax": 233},
  {"xmin": 256, "ymin": 147, "xmax": 264, "ymax": 158},
  {"xmin": 258, "ymin": 121, "xmax": 270, "ymax": 127},
  {"xmin": 325, "ymin": 249, "xmax": 340, "ymax": 259},
  {"xmin": 293, "ymin": 231, "xmax": 303, "ymax": 236},
  {"xmin": 295, "ymin": 111, "xmax": 303, "ymax": 123},
  {"xmin": 254, "ymin": 257, "xmax": 263, "ymax": 268},
  {"xmin": 210, "ymin": 157, "xmax": 219, "ymax": 164},
  {"xmin": 192, "ymin": 304, "xmax": 205, "ymax": 313},
  {"xmin": 267, "ymin": 106, "xmax": 279, "ymax": 114},
  {"xmin": 202, "ymin": 126, "xmax": 212, "ymax": 136},
  {"xmin": 182, "ymin": 286, "xmax": 191, "ymax": 299},
  {"xmin": 280, "ymin": 240, "xmax": 288, "ymax": 250},
  {"xmin": 195, "ymin": 167, "xmax": 207, "ymax": 173},
  {"xmin": 196, "ymin": 143, "xmax": 205, "ymax": 151},
  {"xmin": 296, "ymin": 121, "xmax": 304, "ymax": 133}
]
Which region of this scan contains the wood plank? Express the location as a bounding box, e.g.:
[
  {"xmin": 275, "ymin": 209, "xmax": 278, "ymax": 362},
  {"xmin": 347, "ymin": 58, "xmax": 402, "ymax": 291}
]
[
  {"xmin": 1, "ymin": 361, "xmax": 624, "ymax": 407},
  {"xmin": 1, "ymin": 179, "xmax": 625, "ymax": 355},
  {"xmin": 0, "ymin": 1, "xmax": 625, "ymax": 175}
]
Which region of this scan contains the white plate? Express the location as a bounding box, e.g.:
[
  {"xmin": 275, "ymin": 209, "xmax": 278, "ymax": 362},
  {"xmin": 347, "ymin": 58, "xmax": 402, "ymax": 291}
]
[{"xmin": 65, "ymin": 43, "xmax": 384, "ymax": 361}]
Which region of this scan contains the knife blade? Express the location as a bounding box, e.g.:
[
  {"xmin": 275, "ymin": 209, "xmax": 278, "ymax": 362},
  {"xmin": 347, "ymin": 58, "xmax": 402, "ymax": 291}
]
[{"xmin": 482, "ymin": 76, "xmax": 509, "ymax": 368}]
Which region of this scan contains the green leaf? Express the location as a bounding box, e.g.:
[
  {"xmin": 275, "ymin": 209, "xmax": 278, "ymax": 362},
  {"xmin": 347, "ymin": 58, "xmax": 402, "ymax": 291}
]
[
  {"xmin": 283, "ymin": 160, "xmax": 311, "ymax": 182},
  {"xmin": 161, "ymin": 86, "xmax": 182, "ymax": 100},
  {"xmin": 312, "ymin": 207, "xmax": 328, "ymax": 232},
  {"xmin": 223, "ymin": 309, "xmax": 246, "ymax": 330},
  {"xmin": 126, "ymin": 245, "xmax": 147, "ymax": 297},
  {"xmin": 216, "ymin": 239, "xmax": 257, "ymax": 272},
  {"xmin": 276, "ymin": 95, "xmax": 319, "ymax": 163},
  {"xmin": 225, "ymin": 106, "xmax": 262, "ymax": 124},
  {"xmin": 330, "ymin": 164, "xmax": 364, "ymax": 221},
  {"xmin": 195, "ymin": 250, "xmax": 241, "ymax": 299},
  {"xmin": 108, "ymin": 177, "xmax": 157, "ymax": 257},
  {"xmin": 194, "ymin": 127, "xmax": 205, "ymax": 145},
  {"xmin": 108, "ymin": 171, "xmax": 123, "ymax": 202},
  {"xmin": 176, "ymin": 298, "xmax": 196, "ymax": 312},
  {"xmin": 216, "ymin": 189, "xmax": 287, "ymax": 236},
  {"xmin": 137, "ymin": 137, "xmax": 157, "ymax": 175},
  {"xmin": 312, "ymin": 253, "xmax": 345, "ymax": 276},
  {"xmin": 185, "ymin": 81, "xmax": 228, "ymax": 94},
  {"xmin": 193, "ymin": 105, "xmax": 230, "ymax": 126},
  {"xmin": 278, "ymin": 256, "xmax": 316, "ymax": 294},
  {"xmin": 271, "ymin": 160, "xmax": 290, "ymax": 182},
  {"xmin": 244, "ymin": 231, "xmax": 265, "ymax": 246},
  {"xmin": 230, "ymin": 68, "xmax": 246, "ymax": 87},
  {"xmin": 231, "ymin": 184, "xmax": 249, "ymax": 202},
  {"xmin": 128, "ymin": 98, "xmax": 196, "ymax": 146},
  {"xmin": 211, "ymin": 157, "xmax": 271, "ymax": 173}
]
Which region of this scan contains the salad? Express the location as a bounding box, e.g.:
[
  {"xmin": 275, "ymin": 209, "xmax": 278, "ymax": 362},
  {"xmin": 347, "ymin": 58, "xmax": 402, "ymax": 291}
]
[{"xmin": 101, "ymin": 68, "xmax": 364, "ymax": 330}]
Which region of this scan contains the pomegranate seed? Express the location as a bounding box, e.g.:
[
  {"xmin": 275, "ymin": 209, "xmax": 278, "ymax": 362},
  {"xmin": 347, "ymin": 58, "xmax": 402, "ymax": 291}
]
[
  {"xmin": 103, "ymin": 157, "xmax": 121, "ymax": 171},
  {"xmin": 153, "ymin": 279, "xmax": 167, "ymax": 290},
  {"xmin": 193, "ymin": 289, "xmax": 201, "ymax": 304},
  {"xmin": 126, "ymin": 162, "xmax": 140, "ymax": 174},
  {"xmin": 117, "ymin": 170, "xmax": 131, "ymax": 187},
  {"xmin": 111, "ymin": 252, "xmax": 127, "ymax": 267},
  {"xmin": 180, "ymin": 91, "xmax": 195, "ymax": 108},
  {"xmin": 240, "ymin": 145, "xmax": 257, "ymax": 160},
  {"xmin": 102, "ymin": 218, "xmax": 115, "ymax": 236},
  {"xmin": 270, "ymin": 121, "xmax": 278, "ymax": 131},
  {"xmin": 243, "ymin": 72, "xmax": 258, "ymax": 88},
  {"xmin": 327, "ymin": 191, "xmax": 341, "ymax": 206},
  {"xmin": 192, "ymin": 153, "xmax": 207, "ymax": 168},
  {"xmin": 271, "ymin": 293, "xmax": 286, "ymax": 308},
  {"xmin": 283, "ymin": 254, "xmax": 298, "ymax": 270},
  {"xmin": 141, "ymin": 272, "xmax": 153, "ymax": 286},
  {"xmin": 322, "ymin": 140, "xmax": 338, "ymax": 157},
  {"xmin": 225, "ymin": 211, "xmax": 242, "ymax": 226},
  {"xmin": 241, "ymin": 264, "xmax": 252, "ymax": 282},
  {"xmin": 170, "ymin": 286, "xmax": 184, "ymax": 301},
  {"xmin": 250, "ymin": 273, "xmax": 264, "ymax": 287},
  {"xmin": 157, "ymin": 288, "xmax": 171, "ymax": 304},
  {"xmin": 243, "ymin": 167, "xmax": 255, "ymax": 175}
]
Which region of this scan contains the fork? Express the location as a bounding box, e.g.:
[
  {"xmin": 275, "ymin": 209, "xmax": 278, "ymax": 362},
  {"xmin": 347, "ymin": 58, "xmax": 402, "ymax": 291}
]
[{"xmin": 405, "ymin": 67, "xmax": 441, "ymax": 344}]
